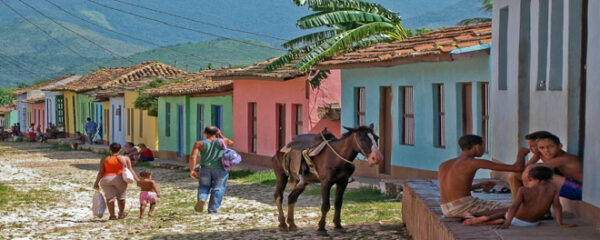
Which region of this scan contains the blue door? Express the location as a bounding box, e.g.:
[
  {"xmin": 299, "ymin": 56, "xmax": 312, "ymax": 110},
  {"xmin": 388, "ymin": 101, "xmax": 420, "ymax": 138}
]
[
  {"xmin": 212, "ymin": 105, "xmax": 223, "ymax": 130},
  {"xmin": 94, "ymin": 102, "xmax": 104, "ymax": 139},
  {"xmin": 178, "ymin": 104, "xmax": 184, "ymax": 158}
]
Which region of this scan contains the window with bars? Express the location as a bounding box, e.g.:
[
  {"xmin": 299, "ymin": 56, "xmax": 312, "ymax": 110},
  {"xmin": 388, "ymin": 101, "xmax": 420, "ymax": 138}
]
[
  {"xmin": 400, "ymin": 86, "xmax": 414, "ymax": 145},
  {"xmin": 481, "ymin": 82, "xmax": 490, "ymax": 152},
  {"xmin": 433, "ymin": 84, "xmax": 445, "ymax": 148},
  {"xmin": 197, "ymin": 104, "xmax": 204, "ymax": 140},
  {"xmin": 248, "ymin": 103, "xmax": 257, "ymax": 153},
  {"xmin": 292, "ymin": 104, "xmax": 303, "ymax": 136},
  {"xmin": 355, "ymin": 87, "xmax": 366, "ymax": 126},
  {"xmin": 462, "ymin": 83, "xmax": 473, "ymax": 135},
  {"xmin": 165, "ymin": 103, "xmax": 171, "ymax": 137}
]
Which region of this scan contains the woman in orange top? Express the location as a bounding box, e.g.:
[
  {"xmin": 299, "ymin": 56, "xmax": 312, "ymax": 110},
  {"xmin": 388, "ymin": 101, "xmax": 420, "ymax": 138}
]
[{"xmin": 94, "ymin": 142, "xmax": 139, "ymax": 220}]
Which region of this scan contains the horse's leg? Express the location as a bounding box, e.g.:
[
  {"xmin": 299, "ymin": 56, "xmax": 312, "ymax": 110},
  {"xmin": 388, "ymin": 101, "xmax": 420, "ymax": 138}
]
[
  {"xmin": 317, "ymin": 181, "xmax": 334, "ymax": 236},
  {"xmin": 274, "ymin": 171, "xmax": 289, "ymax": 231},
  {"xmin": 286, "ymin": 182, "xmax": 307, "ymax": 231},
  {"xmin": 333, "ymin": 180, "xmax": 349, "ymax": 231}
]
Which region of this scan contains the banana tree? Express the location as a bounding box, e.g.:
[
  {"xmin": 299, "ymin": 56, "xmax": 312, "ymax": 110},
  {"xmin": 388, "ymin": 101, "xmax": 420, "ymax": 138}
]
[
  {"xmin": 458, "ymin": 0, "xmax": 492, "ymax": 25},
  {"xmin": 266, "ymin": 0, "xmax": 408, "ymax": 87}
]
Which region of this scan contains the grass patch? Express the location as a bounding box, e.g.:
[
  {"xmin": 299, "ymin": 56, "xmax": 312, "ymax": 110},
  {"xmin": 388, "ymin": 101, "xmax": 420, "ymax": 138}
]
[
  {"xmin": 342, "ymin": 201, "xmax": 402, "ymax": 223},
  {"xmin": 306, "ymin": 186, "xmax": 394, "ymax": 202},
  {"xmin": 0, "ymin": 183, "xmax": 55, "ymax": 207},
  {"xmin": 229, "ymin": 170, "xmax": 276, "ymax": 185},
  {"xmin": 48, "ymin": 143, "xmax": 75, "ymax": 151}
]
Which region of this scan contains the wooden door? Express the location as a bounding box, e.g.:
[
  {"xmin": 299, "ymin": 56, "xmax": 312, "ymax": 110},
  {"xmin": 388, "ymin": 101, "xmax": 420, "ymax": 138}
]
[
  {"xmin": 277, "ymin": 104, "xmax": 286, "ymax": 150},
  {"xmin": 379, "ymin": 87, "xmax": 393, "ymax": 174}
]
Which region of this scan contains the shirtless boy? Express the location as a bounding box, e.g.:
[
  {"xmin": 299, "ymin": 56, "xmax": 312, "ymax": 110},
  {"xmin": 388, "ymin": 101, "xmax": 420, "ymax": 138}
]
[
  {"xmin": 532, "ymin": 134, "xmax": 583, "ymax": 200},
  {"xmin": 439, "ymin": 135, "xmax": 527, "ymax": 217},
  {"xmin": 508, "ymin": 131, "xmax": 554, "ymax": 199}
]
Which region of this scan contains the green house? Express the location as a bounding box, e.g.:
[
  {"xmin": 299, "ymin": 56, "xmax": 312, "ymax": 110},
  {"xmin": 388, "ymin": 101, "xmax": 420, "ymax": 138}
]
[{"xmin": 144, "ymin": 73, "xmax": 233, "ymax": 161}]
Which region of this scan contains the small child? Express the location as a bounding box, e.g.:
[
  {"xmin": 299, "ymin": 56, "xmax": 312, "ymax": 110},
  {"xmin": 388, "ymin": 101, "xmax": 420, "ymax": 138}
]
[
  {"xmin": 462, "ymin": 166, "xmax": 577, "ymax": 228},
  {"xmin": 137, "ymin": 169, "xmax": 160, "ymax": 218}
]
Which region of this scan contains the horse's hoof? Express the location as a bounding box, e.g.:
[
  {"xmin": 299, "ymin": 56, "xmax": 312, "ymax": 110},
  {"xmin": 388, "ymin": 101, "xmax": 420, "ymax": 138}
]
[
  {"xmin": 316, "ymin": 229, "xmax": 329, "ymax": 236},
  {"xmin": 288, "ymin": 225, "xmax": 299, "ymax": 231},
  {"xmin": 334, "ymin": 227, "xmax": 346, "ymax": 233}
]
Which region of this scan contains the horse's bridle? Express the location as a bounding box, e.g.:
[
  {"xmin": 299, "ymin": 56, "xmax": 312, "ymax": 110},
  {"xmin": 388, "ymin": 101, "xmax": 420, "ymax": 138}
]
[{"xmin": 320, "ymin": 132, "xmax": 370, "ymax": 165}]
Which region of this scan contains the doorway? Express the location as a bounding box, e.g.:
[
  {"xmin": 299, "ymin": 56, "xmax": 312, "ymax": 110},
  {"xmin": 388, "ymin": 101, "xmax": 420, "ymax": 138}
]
[{"xmin": 379, "ymin": 87, "xmax": 393, "ymax": 175}]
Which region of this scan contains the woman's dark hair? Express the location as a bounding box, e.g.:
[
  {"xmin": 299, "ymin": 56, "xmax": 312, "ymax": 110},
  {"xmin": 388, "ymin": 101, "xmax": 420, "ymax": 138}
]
[
  {"xmin": 528, "ymin": 166, "xmax": 553, "ymax": 181},
  {"xmin": 204, "ymin": 126, "xmax": 220, "ymax": 136},
  {"xmin": 109, "ymin": 142, "xmax": 121, "ymax": 153},
  {"xmin": 125, "ymin": 142, "xmax": 134, "ymax": 147},
  {"xmin": 458, "ymin": 135, "xmax": 483, "ymax": 150}
]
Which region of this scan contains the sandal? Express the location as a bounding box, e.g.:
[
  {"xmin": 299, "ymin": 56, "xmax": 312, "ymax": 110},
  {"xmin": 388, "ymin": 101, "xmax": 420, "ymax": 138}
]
[{"xmin": 108, "ymin": 216, "xmax": 117, "ymax": 220}]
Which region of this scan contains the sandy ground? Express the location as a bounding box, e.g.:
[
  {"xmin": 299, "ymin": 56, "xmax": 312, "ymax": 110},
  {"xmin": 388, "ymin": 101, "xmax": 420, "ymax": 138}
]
[{"xmin": 0, "ymin": 142, "xmax": 408, "ymax": 240}]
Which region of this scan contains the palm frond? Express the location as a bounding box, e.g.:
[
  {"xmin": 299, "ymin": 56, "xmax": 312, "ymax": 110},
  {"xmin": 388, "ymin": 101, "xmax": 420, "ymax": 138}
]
[
  {"xmin": 295, "ymin": 21, "xmax": 397, "ymax": 72},
  {"xmin": 264, "ymin": 46, "xmax": 310, "ymax": 72},
  {"xmin": 307, "ymin": 69, "xmax": 330, "ymax": 88},
  {"xmin": 297, "ymin": 10, "xmax": 391, "ymax": 29},
  {"xmin": 354, "ymin": 34, "xmax": 393, "ymax": 49},
  {"xmin": 457, "ymin": 17, "xmax": 491, "ymax": 25},
  {"xmin": 387, "ymin": 24, "xmax": 409, "ymax": 40},
  {"xmin": 282, "ymin": 30, "xmax": 339, "ymax": 49},
  {"xmin": 306, "ymin": 0, "xmax": 400, "ymax": 22},
  {"xmin": 480, "ymin": 0, "xmax": 493, "ymax": 13},
  {"xmin": 333, "ymin": 22, "xmax": 362, "ymax": 31}
]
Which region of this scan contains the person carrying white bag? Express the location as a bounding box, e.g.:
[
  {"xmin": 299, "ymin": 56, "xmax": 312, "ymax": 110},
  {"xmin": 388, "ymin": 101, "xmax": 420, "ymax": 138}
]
[{"xmin": 93, "ymin": 142, "xmax": 139, "ymax": 220}]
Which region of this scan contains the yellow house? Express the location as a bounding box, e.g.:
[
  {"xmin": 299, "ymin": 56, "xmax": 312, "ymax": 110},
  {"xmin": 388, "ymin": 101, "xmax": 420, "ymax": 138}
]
[
  {"xmin": 124, "ymin": 91, "xmax": 159, "ymax": 151},
  {"xmin": 61, "ymin": 91, "xmax": 78, "ymax": 136}
]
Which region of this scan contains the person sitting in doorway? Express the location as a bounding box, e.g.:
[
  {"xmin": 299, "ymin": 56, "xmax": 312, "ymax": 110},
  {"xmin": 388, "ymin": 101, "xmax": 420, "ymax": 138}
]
[
  {"xmin": 122, "ymin": 142, "xmax": 139, "ymax": 163},
  {"xmin": 438, "ymin": 135, "xmax": 527, "ymax": 218},
  {"xmin": 138, "ymin": 144, "xmax": 154, "ymax": 162},
  {"xmin": 70, "ymin": 132, "xmax": 85, "ymax": 149},
  {"xmin": 27, "ymin": 124, "xmax": 36, "ymax": 142},
  {"xmin": 508, "ymin": 131, "xmax": 555, "ymax": 199}
]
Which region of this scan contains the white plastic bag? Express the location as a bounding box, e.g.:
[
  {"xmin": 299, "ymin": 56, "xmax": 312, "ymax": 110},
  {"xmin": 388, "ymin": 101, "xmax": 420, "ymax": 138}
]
[
  {"xmin": 122, "ymin": 168, "xmax": 135, "ymax": 184},
  {"xmin": 92, "ymin": 191, "xmax": 106, "ymax": 218}
]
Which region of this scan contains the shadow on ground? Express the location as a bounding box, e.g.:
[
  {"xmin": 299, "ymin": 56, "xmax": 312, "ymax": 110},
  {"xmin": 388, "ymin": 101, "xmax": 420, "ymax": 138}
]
[{"xmin": 149, "ymin": 222, "xmax": 409, "ymax": 240}]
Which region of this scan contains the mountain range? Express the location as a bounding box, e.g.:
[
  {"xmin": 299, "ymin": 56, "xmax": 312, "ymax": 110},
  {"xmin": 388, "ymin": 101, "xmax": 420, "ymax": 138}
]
[{"xmin": 0, "ymin": 0, "xmax": 489, "ymax": 88}]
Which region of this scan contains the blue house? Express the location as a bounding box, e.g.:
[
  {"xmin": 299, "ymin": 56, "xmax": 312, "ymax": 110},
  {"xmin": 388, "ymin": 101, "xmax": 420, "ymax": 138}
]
[{"xmin": 318, "ymin": 23, "xmax": 492, "ymax": 179}]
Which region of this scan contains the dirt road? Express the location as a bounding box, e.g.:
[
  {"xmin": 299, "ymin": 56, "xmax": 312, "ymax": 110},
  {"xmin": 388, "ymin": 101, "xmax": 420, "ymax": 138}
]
[{"xmin": 0, "ymin": 142, "xmax": 407, "ymax": 239}]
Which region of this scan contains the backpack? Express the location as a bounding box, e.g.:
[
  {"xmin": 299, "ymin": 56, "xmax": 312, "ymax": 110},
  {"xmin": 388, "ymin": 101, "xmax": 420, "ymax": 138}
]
[{"xmin": 218, "ymin": 138, "xmax": 242, "ymax": 171}]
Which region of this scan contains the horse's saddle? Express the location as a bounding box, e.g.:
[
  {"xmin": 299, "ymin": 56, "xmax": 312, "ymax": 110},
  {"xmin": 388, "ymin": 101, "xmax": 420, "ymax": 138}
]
[{"xmin": 279, "ymin": 129, "xmax": 337, "ymax": 177}]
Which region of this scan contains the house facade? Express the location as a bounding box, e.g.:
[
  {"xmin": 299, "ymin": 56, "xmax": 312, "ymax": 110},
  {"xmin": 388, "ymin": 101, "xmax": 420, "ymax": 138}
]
[
  {"xmin": 319, "ymin": 23, "xmax": 492, "ymax": 179},
  {"xmin": 48, "ymin": 62, "xmax": 185, "ymax": 140},
  {"xmin": 145, "ymin": 73, "xmax": 233, "ymax": 161},
  {"xmin": 212, "ymin": 62, "xmax": 341, "ymax": 167},
  {"xmin": 491, "ymin": 0, "xmax": 599, "ymax": 226}
]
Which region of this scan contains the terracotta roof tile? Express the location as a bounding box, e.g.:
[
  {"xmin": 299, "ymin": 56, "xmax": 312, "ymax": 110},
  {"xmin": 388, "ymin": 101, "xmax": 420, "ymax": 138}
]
[
  {"xmin": 10, "ymin": 74, "xmax": 77, "ymax": 95},
  {"xmin": 47, "ymin": 62, "xmax": 186, "ymax": 93},
  {"xmin": 0, "ymin": 104, "xmax": 16, "ymax": 114},
  {"xmin": 143, "ymin": 69, "xmax": 234, "ymax": 97},
  {"xmin": 319, "ymin": 22, "xmax": 492, "ymax": 68},
  {"xmin": 22, "ymin": 97, "xmax": 45, "ymax": 104},
  {"xmin": 211, "ymin": 59, "xmax": 305, "ymax": 81}
]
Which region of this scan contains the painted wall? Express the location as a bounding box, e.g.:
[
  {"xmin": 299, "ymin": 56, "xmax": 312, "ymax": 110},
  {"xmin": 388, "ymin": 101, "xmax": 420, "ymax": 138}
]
[
  {"xmin": 17, "ymin": 93, "xmax": 27, "ymax": 133},
  {"xmin": 8, "ymin": 110, "xmax": 18, "ymax": 127},
  {"xmin": 103, "ymin": 101, "xmax": 110, "ymax": 143},
  {"xmin": 93, "ymin": 102, "xmax": 106, "ymax": 141},
  {"xmin": 44, "ymin": 92, "xmax": 59, "ymax": 129},
  {"xmin": 62, "ymin": 91, "xmax": 77, "ymax": 135},
  {"xmin": 341, "ymin": 56, "xmax": 490, "ymax": 174},
  {"xmin": 124, "ymin": 91, "xmax": 159, "ymax": 151},
  {"xmin": 158, "ymin": 94, "xmax": 233, "ymax": 159},
  {"xmin": 31, "ymin": 102, "xmax": 45, "ymax": 133},
  {"xmin": 232, "ymin": 71, "xmax": 341, "ymax": 159},
  {"xmin": 77, "ymin": 94, "xmax": 94, "ymax": 135},
  {"xmin": 583, "ymin": 0, "xmax": 600, "ymax": 208},
  {"xmin": 109, "ymin": 97, "xmax": 126, "ymax": 146}
]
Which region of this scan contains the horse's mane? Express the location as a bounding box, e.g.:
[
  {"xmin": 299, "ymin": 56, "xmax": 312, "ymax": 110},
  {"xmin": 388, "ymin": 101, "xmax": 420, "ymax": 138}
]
[{"xmin": 339, "ymin": 126, "xmax": 372, "ymax": 140}]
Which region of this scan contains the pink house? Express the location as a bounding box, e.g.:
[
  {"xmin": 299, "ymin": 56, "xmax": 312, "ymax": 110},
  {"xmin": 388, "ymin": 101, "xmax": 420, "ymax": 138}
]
[
  {"xmin": 212, "ymin": 61, "xmax": 341, "ymax": 167},
  {"xmin": 24, "ymin": 97, "xmax": 46, "ymax": 133}
]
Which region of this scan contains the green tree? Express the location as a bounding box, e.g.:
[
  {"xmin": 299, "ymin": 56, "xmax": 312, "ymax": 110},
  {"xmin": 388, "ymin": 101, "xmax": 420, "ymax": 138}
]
[
  {"xmin": 134, "ymin": 77, "xmax": 185, "ymax": 116},
  {"xmin": 0, "ymin": 87, "xmax": 16, "ymax": 106},
  {"xmin": 458, "ymin": 0, "xmax": 492, "ymax": 25},
  {"xmin": 266, "ymin": 0, "xmax": 408, "ymax": 87}
]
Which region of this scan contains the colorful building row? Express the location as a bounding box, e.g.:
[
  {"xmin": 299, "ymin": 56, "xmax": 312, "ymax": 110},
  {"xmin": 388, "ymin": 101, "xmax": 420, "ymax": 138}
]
[{"xmin": 8, "ymin": 22, "xmax": 493, "ymax": 182}]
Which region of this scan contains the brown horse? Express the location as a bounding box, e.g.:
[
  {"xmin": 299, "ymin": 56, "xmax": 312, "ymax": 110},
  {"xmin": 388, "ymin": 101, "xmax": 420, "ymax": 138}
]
[{"xmin": 272, "ymin": 124, "xmax": 383, "ymax": 235}]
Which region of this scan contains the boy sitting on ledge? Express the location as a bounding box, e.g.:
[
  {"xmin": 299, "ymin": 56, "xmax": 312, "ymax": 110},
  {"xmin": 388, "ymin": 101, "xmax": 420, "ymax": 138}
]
[
  {"xmin": 462, "ymin": 166, "xmax": 577, "ymax": 229},
  {"xmin": 438, "ymin": 135, "xmax": 526, "ymax": 217}
]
